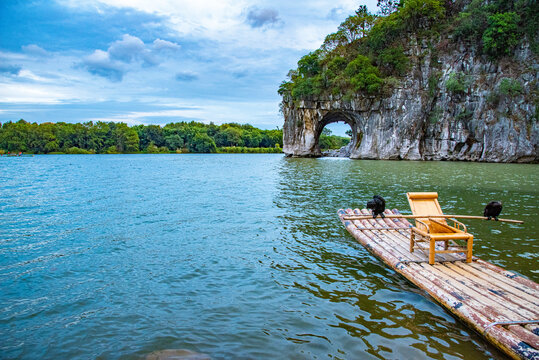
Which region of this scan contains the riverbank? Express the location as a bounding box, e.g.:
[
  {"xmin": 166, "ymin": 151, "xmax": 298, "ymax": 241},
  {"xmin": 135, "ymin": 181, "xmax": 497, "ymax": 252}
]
[{"xmin": 0, "ymin": 147, "xmax": 283, "ymax": 155}]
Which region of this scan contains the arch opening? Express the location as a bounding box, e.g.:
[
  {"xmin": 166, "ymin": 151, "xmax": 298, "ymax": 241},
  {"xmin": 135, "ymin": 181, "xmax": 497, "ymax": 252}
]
[{"xmin": 315, "ymin": 111, "xmax": 362, "ymax": 158}]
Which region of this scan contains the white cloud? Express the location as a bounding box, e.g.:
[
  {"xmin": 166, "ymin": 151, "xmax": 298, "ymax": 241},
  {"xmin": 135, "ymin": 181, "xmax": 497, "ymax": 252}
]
[
  {"xmin": 59, "ymin": 0, "xmax": 378, "ymax": 51},
  {"xmin": 17, "ymin": 69, "xmax": 52, "ymax": 82},
  {"xmin": 79, "ymin": 34, "xmax": 182, "ymax": 80},
  {"xmin": 246, "ymin": 7, "xmax": 280, "ymax": 28},
  {"xmin": 0, "ymin": 50, "xmax": 136, "ymax": 104},
  {"xmin": 22, "ymin": 44, "xmax": 49, "ymax": 57},
  {"xmin": 0, "ymin": 83, "xmax": 73, "ymax": 104},
  {"xmin": 108, "ymin": 34, "xmax": 146, "ymax": 62},
  {"xmin": 153, "ymin": 39, "xmax": 181, "ymax": 51},
  {"xmin": 81, "ymin": 49, "xmax": 125, "ymax": 81}
]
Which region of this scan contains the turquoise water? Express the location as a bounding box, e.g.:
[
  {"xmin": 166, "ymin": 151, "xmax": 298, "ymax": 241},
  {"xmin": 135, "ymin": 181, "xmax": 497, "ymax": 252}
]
[{"xmin": 1, "ymin": 154, "xmax": 537, "ymax": 359}]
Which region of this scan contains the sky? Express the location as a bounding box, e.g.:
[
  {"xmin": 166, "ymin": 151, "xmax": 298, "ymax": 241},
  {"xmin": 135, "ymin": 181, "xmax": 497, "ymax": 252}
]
[{"xmin": 0, "ymin": 0, "xmax": 378, "ymax": 132}]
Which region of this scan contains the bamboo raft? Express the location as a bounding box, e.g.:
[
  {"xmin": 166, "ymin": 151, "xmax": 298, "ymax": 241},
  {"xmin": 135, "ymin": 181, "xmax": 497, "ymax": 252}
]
[{"xmin": 338, "ymin": 208, "xmax": 539, "ymax": 360}]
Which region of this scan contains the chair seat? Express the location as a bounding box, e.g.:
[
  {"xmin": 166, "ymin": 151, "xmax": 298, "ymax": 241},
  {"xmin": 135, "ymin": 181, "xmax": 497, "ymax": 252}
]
[{"xmin": 427, "ymin": 232, "xmax": 473, "ymax": 241}]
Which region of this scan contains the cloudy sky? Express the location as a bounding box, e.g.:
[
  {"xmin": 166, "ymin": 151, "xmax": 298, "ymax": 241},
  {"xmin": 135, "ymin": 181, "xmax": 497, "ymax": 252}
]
[{"xmin": 0, "ymin": 0, "xmax": 378, "ymax": 130}]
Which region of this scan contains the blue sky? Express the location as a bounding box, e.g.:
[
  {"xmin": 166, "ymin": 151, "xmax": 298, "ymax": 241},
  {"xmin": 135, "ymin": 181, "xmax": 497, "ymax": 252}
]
[{"xmin": 0, "ymin": 0, "xmax": 378, "ymax": 132}]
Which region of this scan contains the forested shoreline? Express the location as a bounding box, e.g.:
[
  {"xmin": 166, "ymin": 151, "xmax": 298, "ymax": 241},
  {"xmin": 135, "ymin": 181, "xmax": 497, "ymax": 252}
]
[{"xmin": 0, "ymin": 119, "xmax": 349, "ymax": 154}]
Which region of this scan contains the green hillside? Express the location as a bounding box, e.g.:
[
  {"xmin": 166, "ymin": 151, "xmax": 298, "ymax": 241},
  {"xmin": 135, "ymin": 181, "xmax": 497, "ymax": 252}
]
[{"xmin": 278, "ymin": 0, "xmax": 538, "ymax": 101}]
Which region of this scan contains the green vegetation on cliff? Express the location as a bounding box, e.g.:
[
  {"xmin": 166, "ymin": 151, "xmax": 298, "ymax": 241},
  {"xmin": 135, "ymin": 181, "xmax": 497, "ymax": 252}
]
[{"xmin": 278, "ymin": 0, "xmax": 538, "ymax": 101}]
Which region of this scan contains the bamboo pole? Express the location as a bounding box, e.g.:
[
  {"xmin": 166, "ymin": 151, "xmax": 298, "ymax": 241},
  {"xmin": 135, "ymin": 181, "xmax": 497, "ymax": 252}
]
[{"xmin": 341, "ymin": 214, "xmax": 524, "ymax": 224}]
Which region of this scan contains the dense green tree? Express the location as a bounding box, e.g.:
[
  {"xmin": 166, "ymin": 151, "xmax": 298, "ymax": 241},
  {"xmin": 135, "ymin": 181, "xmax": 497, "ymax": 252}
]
[
  {"xmin": 243, "ymin": 130, "xmax": 262, "ymax": 147},
  {"xmin": 319, "ymin": 134, "xmax": 350, "ymax": 150},
  {"xmin": 482, "ymin": 12, "xmax": 521, "ymax": 57},
  {"xmin": 189, "ymin": 132, "xmax": 217, "ymax": 153},
  {"xmin": 138, "ymin": 124, "xmax": 164, "ymax": 150},
  {"xmin": 377, "ymin": 46, "xmax": 409, "ymax": 76},
  {"xmin": 146, "ymin": 141, "xmax": 160, "ymax": 153},
  {"xmin": 105, "ymin": 145, "xmax": 118, "ymax": 154},
  {"xmin": 345, "ymin": 55, "xmax": 383, "ymax": 93},
  {"xmin": 260, "ymin": 129, "xmax": 283, "ymax": 148},
  {"xmin": 297, "ymin": 50, "xmax": 323, "ymax": 78},
  {"xmin": 124, "ymin": 129, "xmax": 140, "ymax": 153},
  {"xmin": 87, "ymin": 122, "xmax": 110, "ymax": 152},
  {"xmin": 29, "ymin": 122, "xmax": 56, "ymax": 153},
  {"xmin": 398, "ymin": 0, "xmax": 445, "ymax": 29},
  {"xmin": 454, "ymin": 0, "xmax": 536, "ymax": 55},
  {"xmin": 0, "ymin": 120, "xmax": 29, "ymax": 152},
  {"xmin": 164, "ymin": 134, "xmax": 184, "ymax": 150},
  {"xmin": 453, "ymin": 0, "xmax": 490, "ymax": 42},
  {"xmin": 112, "ymin": 123, "xmax": 140, "ymax": 152},
  {"xmin": 215, "ymin": 126, "xmax": 244, "ymax": 147}
]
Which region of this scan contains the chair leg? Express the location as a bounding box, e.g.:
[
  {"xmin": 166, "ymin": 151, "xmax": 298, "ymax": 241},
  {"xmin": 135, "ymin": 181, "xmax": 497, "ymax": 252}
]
[
  {"xmin": 410, "ymin": 231, "xmax": 415, "ymax": 253},
  {"xmin": 466, "ymin": 235, "xmax": 473, "ymax": 263},
  {"xmin": 429, "ymin": 238, "xmax": 435, "ymax": 265}
]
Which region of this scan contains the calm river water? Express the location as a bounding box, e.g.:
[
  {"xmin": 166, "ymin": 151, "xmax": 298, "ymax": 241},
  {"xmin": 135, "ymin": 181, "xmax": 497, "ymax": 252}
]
[{"xmin": 1, "ymin": 154, "xmax": 537, "ymax": 359}]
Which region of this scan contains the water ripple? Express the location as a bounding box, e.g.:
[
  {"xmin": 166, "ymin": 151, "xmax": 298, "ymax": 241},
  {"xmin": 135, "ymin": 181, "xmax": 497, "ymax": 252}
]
[{"xmin": 0, "ymin": 155, "xmax": 535, "ymax": 359}]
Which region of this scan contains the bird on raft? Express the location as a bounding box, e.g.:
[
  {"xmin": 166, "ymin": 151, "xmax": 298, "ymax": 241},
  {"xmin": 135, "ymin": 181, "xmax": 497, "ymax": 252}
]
[
  {"xmin": 484, "ymin": 201, "xmax": 503, "ymax": 220},
  {"xmin": 367, "ymin": 195, "xmax": 386, "ymax": 218}
]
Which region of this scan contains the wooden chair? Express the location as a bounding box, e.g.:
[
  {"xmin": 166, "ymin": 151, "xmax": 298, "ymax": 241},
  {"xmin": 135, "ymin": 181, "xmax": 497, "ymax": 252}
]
[{"xmin": 407, "ymin": 192, "xmax": 473, "ymax": 264}]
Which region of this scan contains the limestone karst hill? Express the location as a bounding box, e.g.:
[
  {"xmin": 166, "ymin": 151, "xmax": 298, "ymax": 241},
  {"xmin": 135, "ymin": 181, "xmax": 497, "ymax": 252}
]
[{"xmin": 279, "ymin": 0, "xmax": 538, "ymax": 162}]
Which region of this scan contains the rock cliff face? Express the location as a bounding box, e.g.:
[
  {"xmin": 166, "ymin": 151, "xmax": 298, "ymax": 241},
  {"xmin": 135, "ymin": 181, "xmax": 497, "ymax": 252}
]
[{"xmin": 282, "ymin": 37, "xmax": 538, "ymax": 162}]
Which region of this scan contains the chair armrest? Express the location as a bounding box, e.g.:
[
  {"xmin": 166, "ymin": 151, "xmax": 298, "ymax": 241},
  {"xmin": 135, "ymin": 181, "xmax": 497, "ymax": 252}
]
[
  {"xmin": 448, "ymin": 218, "xmax": 467, "ymax": 232},
  {"xmin": 415, "ymin": 218, "xmax": 430, "ymax": 232},
  {"xmin": 430, "ymin": 218, "xmax": 464, "ymax": 233},
  {"xmin": 412, "ymin": 219, "xmax": 431, "ymax": 235}
]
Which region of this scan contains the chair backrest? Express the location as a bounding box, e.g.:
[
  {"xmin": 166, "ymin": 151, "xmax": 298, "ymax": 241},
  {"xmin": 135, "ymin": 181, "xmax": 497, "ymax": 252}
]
[{"xmin": 406, "ymin": 192, "xmax": 448, "ymax": 232}]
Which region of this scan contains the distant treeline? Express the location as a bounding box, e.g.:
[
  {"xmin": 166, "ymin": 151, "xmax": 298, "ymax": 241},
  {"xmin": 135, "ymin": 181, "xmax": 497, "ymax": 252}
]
[
  {"xmin": 0, "ymin": 119, "xmax": 350, "ymax": 154},
  {"xmin": 0, "ymin": 120, "xmax": 284, "ymax": 154}
]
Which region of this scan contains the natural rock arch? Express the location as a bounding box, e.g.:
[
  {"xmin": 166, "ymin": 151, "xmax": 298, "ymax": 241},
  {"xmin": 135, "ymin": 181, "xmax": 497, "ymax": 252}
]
[
  {"xmin": 281, "ymin": 96, "xmax": 380, "ymax": 159},
  {"xmin": 315, "ymin": 111, "xmax": 362, "ymax": 157}
]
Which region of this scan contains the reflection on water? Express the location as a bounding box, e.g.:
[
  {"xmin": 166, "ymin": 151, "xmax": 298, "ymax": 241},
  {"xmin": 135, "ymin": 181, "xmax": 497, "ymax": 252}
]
[
  {"xmin": 272, "ymin": 158, "xmax": 539, "ymax": 359},
  {"xmin": 276, "ymin": 158, "xmax": 538, "ymax": 278},
  {"xmin": 0, "ymin": 155, "xmax": 536, "ymax": 359}
]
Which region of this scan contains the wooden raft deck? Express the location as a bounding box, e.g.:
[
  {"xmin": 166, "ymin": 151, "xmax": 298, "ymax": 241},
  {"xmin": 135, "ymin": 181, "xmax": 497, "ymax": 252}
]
[{"xmin": 338, "ymin": 208, "xmax": 539, "ymax": 360}]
